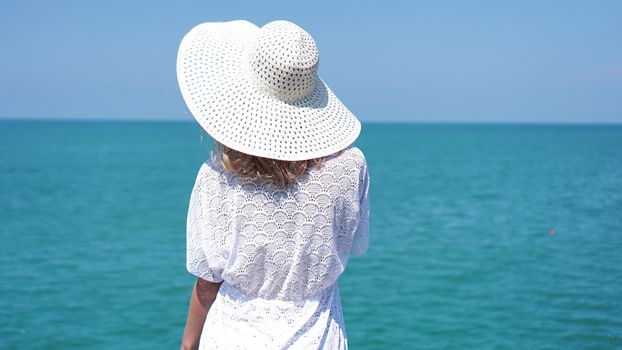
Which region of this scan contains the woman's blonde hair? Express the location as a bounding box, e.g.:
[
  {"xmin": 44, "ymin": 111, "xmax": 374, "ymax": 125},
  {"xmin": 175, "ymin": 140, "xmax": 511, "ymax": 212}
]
[{"xmin": 211, "ymin": 140, "xmax": 343, "ymax": 189}]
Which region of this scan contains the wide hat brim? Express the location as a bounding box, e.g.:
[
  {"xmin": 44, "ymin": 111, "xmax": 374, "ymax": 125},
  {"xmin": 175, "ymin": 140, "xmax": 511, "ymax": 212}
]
[{"xmin": 176, "ymin": 20, "xmax": 361, "ymax": 161}]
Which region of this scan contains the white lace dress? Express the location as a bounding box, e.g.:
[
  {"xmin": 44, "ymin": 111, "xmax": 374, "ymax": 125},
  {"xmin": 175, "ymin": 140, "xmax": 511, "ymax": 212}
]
[{"xmin": 186, "ymin": 146, "xmax": 370, "ymax": 349}]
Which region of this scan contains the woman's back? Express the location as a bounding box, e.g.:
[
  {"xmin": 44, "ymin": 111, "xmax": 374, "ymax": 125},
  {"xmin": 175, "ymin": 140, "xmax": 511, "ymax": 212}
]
[
  {"xmin": 186, "ymin": 146, "xmax": 370, "ymax": 301},
  {"xmin": 186, "ymin": 146, "xmax": 370, "ymax": 349}
]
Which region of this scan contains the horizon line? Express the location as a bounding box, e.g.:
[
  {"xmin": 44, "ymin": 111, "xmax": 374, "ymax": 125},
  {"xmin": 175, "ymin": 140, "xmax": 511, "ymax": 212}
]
[{"xmin": 0, "ymin": 116, "xmax": 621, "ymax": 125}]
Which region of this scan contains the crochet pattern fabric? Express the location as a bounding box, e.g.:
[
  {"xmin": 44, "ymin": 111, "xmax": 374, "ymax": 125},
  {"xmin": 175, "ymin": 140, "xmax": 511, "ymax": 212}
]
[
  {"xmin": 187, "ymin": 145, "xmax": 370, "ymax": 300},
  {"xmin": 186, "ymin": 145, "xmax": 370, "ymax": 349}
]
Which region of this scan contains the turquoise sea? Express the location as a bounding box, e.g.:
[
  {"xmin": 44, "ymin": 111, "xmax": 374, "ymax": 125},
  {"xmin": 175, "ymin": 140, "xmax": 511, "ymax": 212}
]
[{"xmin": 1, "ymin": 120, "xmax": 621, "ymax": 349}]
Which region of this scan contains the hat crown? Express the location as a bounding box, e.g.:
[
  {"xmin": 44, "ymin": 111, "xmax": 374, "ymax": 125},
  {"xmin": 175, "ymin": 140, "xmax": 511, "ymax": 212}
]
[{"xmin": 247, "ymin": 21, "xmax": 319, "ymax": 102}]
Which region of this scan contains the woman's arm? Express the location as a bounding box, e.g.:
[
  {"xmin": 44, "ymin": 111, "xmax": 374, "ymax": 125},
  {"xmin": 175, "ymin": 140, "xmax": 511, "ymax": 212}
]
[{"xmin": 180, "ymin": 278, "xmax": 222, "ymax": 350}]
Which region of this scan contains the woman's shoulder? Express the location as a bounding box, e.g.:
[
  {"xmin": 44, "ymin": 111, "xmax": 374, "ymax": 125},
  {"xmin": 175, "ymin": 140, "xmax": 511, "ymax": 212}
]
[
  {"xmin": 348, "ymin": 146, "xmax": 367, "ymax": 166},
  {"xmin": 201, "ymin": 156, "xmax": 224, "ymax": 173},
  {"xmin": 323, "ymin": 145, "xmax": 368, "ymax": 172},
  {"xmin": 194, "ymin": 156, "xmax": 231, "ymax": 187}
]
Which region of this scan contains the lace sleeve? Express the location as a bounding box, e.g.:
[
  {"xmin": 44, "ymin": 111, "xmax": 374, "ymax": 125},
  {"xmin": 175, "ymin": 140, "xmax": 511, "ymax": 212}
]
[
  {"xmin": 351, "ymin": 161, "xmax": 370, "ymax": 256},
  {"xmin": 186, "ymin": 163, "xmax": 226, "ymax": 283}
]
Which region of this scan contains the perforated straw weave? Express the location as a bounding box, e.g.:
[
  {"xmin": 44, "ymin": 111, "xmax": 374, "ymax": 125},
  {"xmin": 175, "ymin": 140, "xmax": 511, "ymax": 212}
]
[{"xmin": 176, "ymin": 20, "xmax": 361, "ymax": 161}]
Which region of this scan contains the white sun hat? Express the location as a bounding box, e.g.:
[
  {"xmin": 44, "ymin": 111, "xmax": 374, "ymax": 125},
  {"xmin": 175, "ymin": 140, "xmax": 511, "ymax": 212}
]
[{"xmin": 176, "ymin": 19, "xmax": 361, "ymax": 161}]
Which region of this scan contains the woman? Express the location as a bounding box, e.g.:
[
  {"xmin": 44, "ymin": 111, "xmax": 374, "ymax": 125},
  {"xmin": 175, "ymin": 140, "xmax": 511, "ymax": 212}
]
[{"xmin": 177, "ymin": 19, "xmax": 371, "ymax": 350}]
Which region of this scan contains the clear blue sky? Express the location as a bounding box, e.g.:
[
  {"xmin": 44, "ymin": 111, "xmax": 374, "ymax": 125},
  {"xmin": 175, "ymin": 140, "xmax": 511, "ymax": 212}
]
[{"xmin": 1, "ymin": 0, "xmax": 621, "ymax": 123}]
